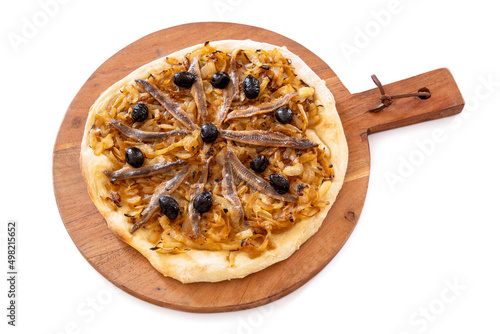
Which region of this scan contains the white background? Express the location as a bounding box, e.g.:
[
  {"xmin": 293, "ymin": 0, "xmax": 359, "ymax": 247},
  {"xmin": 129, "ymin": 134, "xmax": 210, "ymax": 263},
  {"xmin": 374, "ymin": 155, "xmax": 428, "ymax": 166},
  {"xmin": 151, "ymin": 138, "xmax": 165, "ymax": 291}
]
[{"xmin": 1, "ymin": 0, "xmax": 499, "ymax": 333}]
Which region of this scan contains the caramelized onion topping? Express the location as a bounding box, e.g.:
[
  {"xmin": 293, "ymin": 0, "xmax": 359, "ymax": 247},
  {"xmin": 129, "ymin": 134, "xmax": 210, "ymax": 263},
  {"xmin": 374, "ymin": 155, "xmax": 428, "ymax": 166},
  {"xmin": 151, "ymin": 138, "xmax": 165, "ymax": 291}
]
[{"xmin": 90, "ymin": 43, "xmax": 334, "ymax": 256}]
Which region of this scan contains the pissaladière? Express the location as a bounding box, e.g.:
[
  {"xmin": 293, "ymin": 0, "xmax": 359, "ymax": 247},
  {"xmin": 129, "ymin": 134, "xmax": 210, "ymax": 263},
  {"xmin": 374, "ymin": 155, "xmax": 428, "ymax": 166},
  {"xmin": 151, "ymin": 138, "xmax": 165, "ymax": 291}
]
[{"xmin": 80, "ymin": 40, "xmax": 348, "ymax": 283}]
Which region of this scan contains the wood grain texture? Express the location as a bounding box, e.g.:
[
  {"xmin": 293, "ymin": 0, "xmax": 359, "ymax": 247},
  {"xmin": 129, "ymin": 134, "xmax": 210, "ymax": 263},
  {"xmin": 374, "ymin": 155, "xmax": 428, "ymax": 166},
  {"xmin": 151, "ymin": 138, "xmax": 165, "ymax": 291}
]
[{"xmin": 52, "ymin": 22, "xmax": 464, "ymax": 312}]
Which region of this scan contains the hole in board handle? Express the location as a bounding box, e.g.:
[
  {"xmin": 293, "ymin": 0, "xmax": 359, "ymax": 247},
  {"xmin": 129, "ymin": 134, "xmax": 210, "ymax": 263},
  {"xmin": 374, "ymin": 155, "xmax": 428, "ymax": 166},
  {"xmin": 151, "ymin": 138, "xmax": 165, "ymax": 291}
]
[{"xmin": 418, "ymin": 87, "xmax": 431, "ymax": 99}]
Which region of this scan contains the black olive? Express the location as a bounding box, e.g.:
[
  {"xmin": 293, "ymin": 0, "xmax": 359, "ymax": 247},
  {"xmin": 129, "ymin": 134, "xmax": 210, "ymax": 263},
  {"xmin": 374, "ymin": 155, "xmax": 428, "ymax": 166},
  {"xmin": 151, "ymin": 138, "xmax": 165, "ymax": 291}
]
[
  {"xmin": 173, "ymin": 71, "xmax": 196, "ymax": 88},
  {"xmin": 269, "ymin": 174, "xmax": 290, "ymax": 194},
  {"xmin": 131, "ymin": 103, "xmax": 148, "ymax": 122},
  {"xmin": 275, "ymin": 106, "xmax": 293, "ymax": 124},
  {"xmin": 159, "ymin": 196, "xmax": 179, "ymax": 220},
  {"xmin": 200, "ymin": 123, "xmax": 218, "ymax": 143},
  {"xmin": 210, "ymin": 71, "xmax": 230, "ymax": 89},
  {"xmin": 194, "ymin": 192, "xmax": 212, "ymax": 214},
  {"xmin": 250, "ymin": 155, "xmax": 269, "ymax": 173},
  {"xmin": 243, "ymin": 74, "xmax": 260, "ymax": 99},
  {"xmin": 125, "ymin": 147, "xmax": 144, "ymax": 168}
]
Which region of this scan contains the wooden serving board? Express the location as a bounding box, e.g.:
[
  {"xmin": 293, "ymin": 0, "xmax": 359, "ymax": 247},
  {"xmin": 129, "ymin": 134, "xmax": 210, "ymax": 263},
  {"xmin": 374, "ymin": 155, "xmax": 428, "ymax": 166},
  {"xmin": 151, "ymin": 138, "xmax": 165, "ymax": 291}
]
[{"xmin": 53, "ymin": 22, "xmax": 464, "ymax": 312}]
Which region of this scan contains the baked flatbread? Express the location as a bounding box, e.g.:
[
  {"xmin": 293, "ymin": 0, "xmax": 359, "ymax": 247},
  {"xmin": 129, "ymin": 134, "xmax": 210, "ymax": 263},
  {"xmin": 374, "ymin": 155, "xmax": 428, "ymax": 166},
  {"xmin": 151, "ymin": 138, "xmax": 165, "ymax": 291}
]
[{"xmin": 81, "ymin": 40, "xmax": 348, "ymax": 283}]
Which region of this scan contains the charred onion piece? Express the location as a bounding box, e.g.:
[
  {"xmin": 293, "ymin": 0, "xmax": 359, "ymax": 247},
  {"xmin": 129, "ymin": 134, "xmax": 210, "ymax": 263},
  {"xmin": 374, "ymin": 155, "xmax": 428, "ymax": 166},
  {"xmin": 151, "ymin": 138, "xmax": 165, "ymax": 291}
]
[
  {"xmin": 110, "ymin": 120, "xmax": 191, "ymax": 142},
  {"xmin": 225, "ymin": 93, "xmax": 297, "ymax": 122},
  {"xmin": 222, "ymin": 151, "xmax": 244, "ymax": 225},
  {"xmin": 135, "ymin": 79, "xmax": 198, "ymax": 130},
  {"xmin": 104, "ymin": 160, "xmax": 186, "ymax": 180},
  {"xmin": 226, "ymin": 149, "xmax": 297, "ymax": 202},
  {"xmin": 217, "ymin": 49, "xmax": 241, "ymax": 124},
  {"xmin": 219, "ymin": 130, "xmax": 318, "ymax": 149},
  {"xmin": 130, "ymin": 165, "xmax": 194, "ymax": 233},
  {"xmin": 188, "ymin": 56, "xmax": 208, "ymax": 124}
]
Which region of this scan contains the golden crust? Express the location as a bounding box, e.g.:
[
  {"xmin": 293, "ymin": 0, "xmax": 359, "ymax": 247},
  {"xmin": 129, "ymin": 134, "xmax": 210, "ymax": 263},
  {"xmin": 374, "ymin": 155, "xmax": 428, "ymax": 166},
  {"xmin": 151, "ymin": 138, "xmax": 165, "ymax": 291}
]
[{"xmin": 81, "ymin": 40, "xmax": 348, "ymax": 283}]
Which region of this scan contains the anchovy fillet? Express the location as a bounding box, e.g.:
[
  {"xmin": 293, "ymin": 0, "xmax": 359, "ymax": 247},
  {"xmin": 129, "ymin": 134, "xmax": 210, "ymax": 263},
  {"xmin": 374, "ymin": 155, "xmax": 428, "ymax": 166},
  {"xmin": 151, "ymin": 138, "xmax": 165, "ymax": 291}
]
[
  {"xmin": 183, "ymin": 153, "xmax": 213, "ymax": 239},
  {"xmin": 224, "ymin": 93, "xmax": 297, "ymax": 122},
  {"xmin": 184, "ymin": 184, "xmax": 202, "ymax": 239},
  {"xmin": 226, "ymin": 149, "xmax": 297, "ymax": 202},
  {"xmin": 136, "ymin": 79, "xmax": 197, "ymax": 130},
  {"xmin": 130, "ymin": 165, "xmax": 194, "ymax": 233},
  {"xmin": 222, "ymin": 152, "xmax": 244, "ymax": 225},
  {"xmin": 110, "ymin": 120, "xmax": 191, "ymax": 142},
  {"xmin": 188, "ymin": 56, "xmax": 208, "ymax": 124},
  {"xmin": 217, "ymin": 49, "xmax": 241, "ymax": 124},
  {"xmin": 104, "ymin": 160, "xmax": 186, "ymax": 180},
  {"xmin": 219, "ymin": 130, "xmax": 318, "ymax": 149}
]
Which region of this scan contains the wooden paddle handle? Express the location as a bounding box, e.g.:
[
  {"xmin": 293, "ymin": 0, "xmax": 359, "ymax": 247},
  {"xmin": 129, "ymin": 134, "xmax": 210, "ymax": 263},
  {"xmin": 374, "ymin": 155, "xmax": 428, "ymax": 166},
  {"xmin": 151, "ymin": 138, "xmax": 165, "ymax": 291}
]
[{"xmin": 337, "ymin": 68, "xmax": 464, "ymax": 135}]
